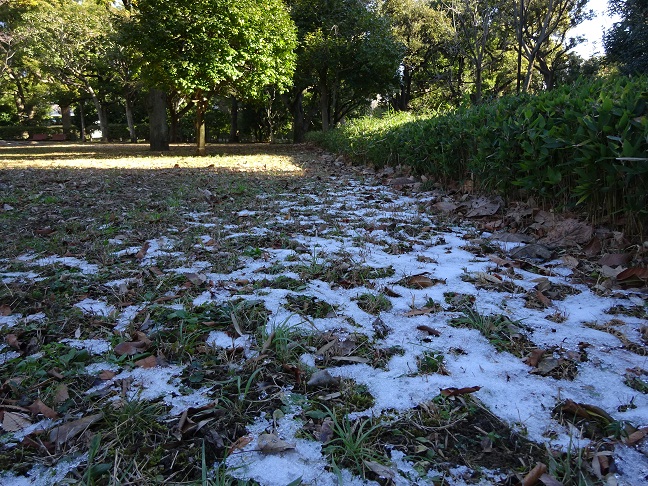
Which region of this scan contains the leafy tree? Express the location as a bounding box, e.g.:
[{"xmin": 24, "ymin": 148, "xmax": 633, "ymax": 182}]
[
  {"xmin": 604, "ymin": 0, "xmax": 648, "ymax": 74},
  {"xmin": 519, "ymin": 0, "xmax": 589, "ymax": 91},
  {"xmin": 18, "ymin": 0, "xmax": 115, "ymax": 138},
  {"xmin": 444, "ymin": 0, "xmax": 516, "ymax": 103},
  {"xmin": 287, "ymin": 0, "xmax": 402, "ymax": 137},
  {"xmin": 131, "ymin": 0, "xmax": 297, "ymax": 154},
  {"xmin": 380, "ymin": 0, "xmax": 452, "ymax": 110}
]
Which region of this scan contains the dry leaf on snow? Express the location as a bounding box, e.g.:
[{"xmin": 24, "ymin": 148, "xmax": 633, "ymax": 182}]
[
  {"xmin": 227, "ymin": 435, "xmax": 253, "ymax": 456},
  {"xmin": 405, "ymin": 274, "xmax": 444, "ymax": 289},
  {"xmin": 416, "ymin": 325, "xmax": 441, "ymax": 336},
  {"xmin": 135, "ymin": 241, "xmax": 151, "ymax": 260},
  {"xmin": 307, "ymin": 370, "xmax": 340, "ymax": 388},
  {"xmin": 257, "ymin": 433, "xmax": 295, "ymax": 454},
  {"xmin": 440, "ymin": 386, "xmax": 481, "ymax": 397},
  {"xmin": 524, "ymin": 349, "xmax": 546, "ymax": 368},
  {"xmin": 363, "ymin": 460, "xmax": 396, "ymax": 480},
  {"xmin": 135, "ymin": 355, "xmax": 159, "ymax": 368},
  {"xmin": 405, "ymin": 308, "xmax": 436, "ymax": 317},
  {"xmin": 625, "ymin": 426, "xmax": 648, "ymax": 446}
]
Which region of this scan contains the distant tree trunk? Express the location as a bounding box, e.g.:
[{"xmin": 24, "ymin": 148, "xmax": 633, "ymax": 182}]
[
  {"xmin": 60, "ymin": 104, "xmax": 72, "ymax": 135},
  {"xmin": 86, "ymin": 83, "xmax": 109, "ymax": 141},
  {"xmin": 125, "ymin": 95, "xmax": 137, "ymax": 142},
  {"xmin": 229, "ymin": 96, "xmax": 239, "ymax": 142},
  {"xmin": 79, "ymin": 100, "xmax": 86, "ymax": 142},
  {"xmin": 195, "ymin": 95, "xmax": 207, "ymax": 156},
  {"xmin": 320, "ymin": 84, "xmax": 329, "ymax": 132},
  {"xmin": 536, "ymin": 56, "xmax": 556, "ymax": 90},
  {"xmin": 148, "ymin": 89, "xmax": 169, "ymax": 151},
  {"xmin": 282, "ymin": 90, "xmax": 306, "ymax": 143}
]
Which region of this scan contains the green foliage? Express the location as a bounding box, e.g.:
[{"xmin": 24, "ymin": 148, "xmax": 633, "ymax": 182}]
[
  {"xmin": 604, "ymin": 0, "xmax": 648, "ymax": 75},
  {"xmin": 289, "ymin": 0, "xmax": 402, "ymax": 129},
  {"xmin": 132, "ymin": 0, "xmax": 296, "ymax": 97},
  {"xmin": 313, "ymin": 76, "xmax": 648, "ymax": 236}
]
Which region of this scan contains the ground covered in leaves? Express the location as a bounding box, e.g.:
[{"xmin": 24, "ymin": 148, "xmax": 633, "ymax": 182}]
[{"xmin": 0, "ymin": 142, "xmax": 647, "ymax": 486}]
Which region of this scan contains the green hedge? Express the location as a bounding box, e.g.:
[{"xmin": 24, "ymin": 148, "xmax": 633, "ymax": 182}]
[
  {"xmin": 312, "ymin": 76, "xmax": 648, "ymax": 235},
  {"xmin": 0, "ymin": 125, "xmax": 80, "ymax": 140}
]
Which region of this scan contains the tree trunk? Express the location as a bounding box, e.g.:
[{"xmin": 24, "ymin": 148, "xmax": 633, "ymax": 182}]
[
  {"xmin": 60, "ymin": 105, "xmax": 72, "ymax": 135},
  {"xmin": 79, "ymin": 100, "xmax": 86, "ymax": 143},
  {"xmin": 169, "ymin": 104, "xmax": 179, "ymax": 143},
  {"xmin": 85, "ymin": 83, "xmax": 109, "ymax": 141},
  {"xmin": 283, "ymin": 90, "xmax": 306, "ymax": 143},
  {"xmin": 195, "ymin": 96, "xmax": 207, "ymax": 156},
  {"xmin": 229, "ymin": 96, "xmax": 239, "ymax": 142},
  {"xmin": 125, "ymin": 95, "xmax": 137, "ymax": 142},
  {"xmin": 148, "ymin": 89, "xmax": 169, "ymax": 151},
  {"xmin": 320, "ymin": 84, "xmax": 329, "ymax": 132}
]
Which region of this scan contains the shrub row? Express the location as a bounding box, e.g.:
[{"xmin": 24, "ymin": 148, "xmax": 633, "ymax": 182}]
[
  {"xmin": 311, "ymin": 76, "xmax": 648, "ymax": 235},
  {"xmin": 0, "ymin": 125, "xmax": 80, "ymax": 140}
]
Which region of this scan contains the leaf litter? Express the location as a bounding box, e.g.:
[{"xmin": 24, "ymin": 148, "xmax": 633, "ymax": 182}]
[{"xmin": 0, "ymin": 143, "xmax": 647, "ymax": 485}]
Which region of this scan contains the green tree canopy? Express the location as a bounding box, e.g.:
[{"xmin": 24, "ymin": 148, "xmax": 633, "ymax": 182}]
[
  {"xmin": 604, "ymin": 0, "xmax": 648, "ymax": 74},
  {"xmin": 290, "ymin": 0, "xmax": 402, "ymax": 133},
  {"xmin": 132, "ymin": 0, "xmax": 297, "ymax": 154}
]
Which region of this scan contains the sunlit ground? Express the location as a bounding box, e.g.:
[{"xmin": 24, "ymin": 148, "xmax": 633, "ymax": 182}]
[{"xmin": 0, "ymin": 142, "xmax": 306, "ymax": 173}]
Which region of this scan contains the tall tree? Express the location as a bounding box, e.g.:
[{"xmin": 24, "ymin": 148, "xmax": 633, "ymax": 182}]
[
  {"xmin": 132, "ymin": 0, "xmax": 297, "ymax": 155},
  {"xmin": 519, "ymin": 0, "xmax": 589, "ymax": 91},
  {"xmin": 380, "ymin": 0, "xmax": 451, "ymax": 110},
  {"xmin": 288, "ymin": 0, "xmax": 402, "ymax": 136},
  {"xmin": 19, "ymin": 0, "xmax": 115, "ymax": 139},
  {"xmin": 604, "ymin": 0, "xmax": 648, "ymax": 74}
]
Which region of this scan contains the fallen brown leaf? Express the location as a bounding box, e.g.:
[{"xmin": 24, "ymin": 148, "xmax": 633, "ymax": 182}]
[
  {"xmin": 440, "ymin": 386, "xmax": 481, "ymax": 397},
  {"xmin": 583, "ymin": 237, "xmax": 602, "ymax": 257},
  {"xmin": 114, "ymin": 340, "xmax": 147, "ymax": 356},
  {"xmin": 599, "ymin": 253, "xmax": 632, "ymax": 267},
  {"xmin": 5, "ymin": 334, "xmax": 21, "ymax": 350},
  {"xmin": 406, "ymin": 274, "xmax": 443, "ymax": 289},
  {"xmin": 0, "ymin": 305, "xmax": 11, "ymax": 316},
  {"xmin": 318, "ymin": 417, "xmax": 334, "ymax": 443},
  {"xmin": 382, "ymin": 286, "xmax": 401, "ymax": 297},
  {"xmin": 257, "ymin": 433, "xmax": 296, "ymax": 454},
  {"xmin": 525, "ymin": 349, "xmax": 546, "ymax": 367},
  {"xmin": 228, "ymin": 435, "xmax": 253, "ymax": 455},
  {"xmin": 53, "ymin": 384, "xmax": 69, "ymax": 404},
  {"xmin": 625, "ymin": 426, "xmax": 648, "ymax": 446},
  {"xmin": 135, "ymin": 241, "xmax": 151, "ymax": 260},
  {"xmin": 98, "ymin": 370, "xmax": 116, "ymax": 380},
  {"xmin": 405, "ymin": 308, "xmax": 435, "ymax": 317},
  {"xmin": 134, "ymin": 355, "xmax": 158, "ymax": 368},
  {"xmin": 523, "ymin": 462, "xmax": 548, "ymax": 486},
  {"xmin": 27, "ymin": 399, "xmax": 58, "ymax": 419},
  {"xmin": 416, "ymin": 325, "xmax": 441, "ymax": 336},
  {"xmin": 49, "ymin": 413, "xmax": 103, "ymax": 445},
  {"xmin": 34, "ymin": 228, "xmax": 55, "ymax": 236},
  {"xmin": 2, "ymin": 411, "xmax": 32, "ymax": 432}
]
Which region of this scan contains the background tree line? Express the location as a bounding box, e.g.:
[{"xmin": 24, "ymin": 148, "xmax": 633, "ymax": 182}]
[{"xmin": 0, "ymin": 0, "xmax": 645, "ymax": 153}]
